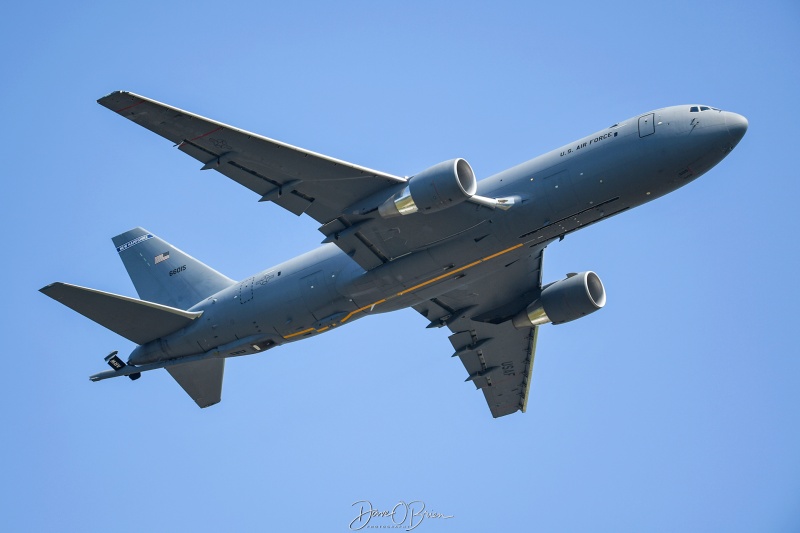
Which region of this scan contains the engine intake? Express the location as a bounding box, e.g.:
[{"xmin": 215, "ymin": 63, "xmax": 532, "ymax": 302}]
[
  {"xmin": 379, "ymin": 158, "xmax": 477, "ymax": 217},
  {"xmin": 512, "ymin": 271, "xmax": 606, "ymax": 327}
]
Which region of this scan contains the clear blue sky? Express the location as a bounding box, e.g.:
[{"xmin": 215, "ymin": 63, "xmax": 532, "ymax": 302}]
[{"xmin": 3, "ymin": 2, "xmax": 799, "ymax": 531}]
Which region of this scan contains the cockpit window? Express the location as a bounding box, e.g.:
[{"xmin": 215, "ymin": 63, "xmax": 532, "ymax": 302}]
[{"xmin": 690, "ymin": 105, "xmax": 722, "ymax": 113}]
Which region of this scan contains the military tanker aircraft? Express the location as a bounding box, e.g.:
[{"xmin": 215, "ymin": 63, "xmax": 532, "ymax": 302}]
[{"xmin": 40, "ymin": 93, "xmax": 747, "ymax": 416}]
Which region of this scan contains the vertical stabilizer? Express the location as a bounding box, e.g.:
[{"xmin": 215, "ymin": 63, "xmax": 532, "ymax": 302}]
[{"xmin": 112, "ymin": 227, "xmax": 235, "ymax": 309}]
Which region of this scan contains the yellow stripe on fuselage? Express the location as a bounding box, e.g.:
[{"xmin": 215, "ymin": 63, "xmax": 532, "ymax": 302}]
[{"xmin": 281, "ymin": 242, "xmax": 524, "ymax": 340}]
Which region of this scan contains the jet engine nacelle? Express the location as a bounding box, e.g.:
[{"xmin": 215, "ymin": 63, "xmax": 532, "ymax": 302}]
[
  {"xmin": 512, "ymin": 271, "xmax": 606, "ymax": 327},
  {"xmin": 378, "ymin": 158, "xmax": 477, "ymax": 217}
]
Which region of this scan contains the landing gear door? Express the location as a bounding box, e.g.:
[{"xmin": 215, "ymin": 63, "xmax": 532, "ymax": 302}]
[{"xmin": 638, "ymin": 113, "xmax": 655, "ymax": 137}]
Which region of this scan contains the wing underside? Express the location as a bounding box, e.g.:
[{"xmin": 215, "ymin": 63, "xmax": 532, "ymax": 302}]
[
  {"xmin": 414, "ymin": 245, "xmax": 547, "ymax": 417},
  {"xmin": 97, "ymin": 91, "xmax": 497, "ymax": 271},
  {"xmin": 98, "ymin": 91, "xmax": 407, "ymax": 269}
]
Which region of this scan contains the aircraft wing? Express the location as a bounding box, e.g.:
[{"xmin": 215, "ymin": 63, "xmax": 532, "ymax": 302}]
[
  {"xmin": 413, "ymin": 244, "xmax": 547, "ymax": 418},
  {"xmin": 98, "ymin": 91, "xmax": 495, "ymax": 271}
]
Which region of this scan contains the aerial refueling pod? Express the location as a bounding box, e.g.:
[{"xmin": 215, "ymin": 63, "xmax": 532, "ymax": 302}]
[
  {"xmin": 379, "ymin": 158, "xmax": 477, "ymax": 217},
  {"xmin": 512, "ymin": 271, "xmax": 606, "ymax": 328}
]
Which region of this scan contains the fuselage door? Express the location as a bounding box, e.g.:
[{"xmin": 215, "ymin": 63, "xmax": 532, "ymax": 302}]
[{"xmin": 638, "ymin": 113, "xmax": 655, "ymax": 137}]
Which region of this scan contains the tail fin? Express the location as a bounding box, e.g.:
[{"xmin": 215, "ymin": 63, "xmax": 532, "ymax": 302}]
[{"xmin": 112, "ymin": 227, "xmax": 235, "ymax": 310}]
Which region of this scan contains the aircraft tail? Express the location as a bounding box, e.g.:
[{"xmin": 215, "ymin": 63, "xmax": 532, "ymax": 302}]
[
  {"xmin": 112, "ymin": 227, "xmax": 235, "ymax": 310},
  {"xmin": 41, "ymin": 281, "xmax": 224, "ymax": 408}
]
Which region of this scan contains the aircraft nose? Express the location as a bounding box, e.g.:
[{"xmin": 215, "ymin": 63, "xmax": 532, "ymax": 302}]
[{"xmin": 725, "ymin": 111, "xmax": 748, "ymax": 146}]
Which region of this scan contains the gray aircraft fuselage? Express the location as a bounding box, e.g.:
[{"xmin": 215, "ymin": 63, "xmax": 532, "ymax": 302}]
[{"xmin": 128, "ymin": 105, "xmax": 747, "ymax": 366}]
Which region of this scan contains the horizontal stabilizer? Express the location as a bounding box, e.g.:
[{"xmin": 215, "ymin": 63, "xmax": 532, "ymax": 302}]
[
  {"xmin": 40, "ymin": 282, "xmax": 202, "ymax": 344},
  {"xmin": 166, "ymin": 358, "xmax": 224, "ymax": 408}
]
